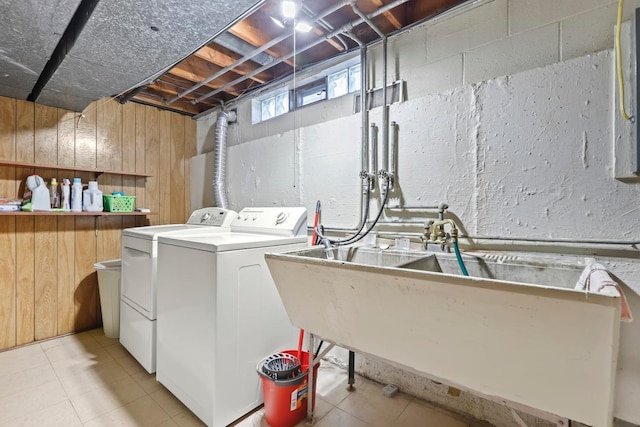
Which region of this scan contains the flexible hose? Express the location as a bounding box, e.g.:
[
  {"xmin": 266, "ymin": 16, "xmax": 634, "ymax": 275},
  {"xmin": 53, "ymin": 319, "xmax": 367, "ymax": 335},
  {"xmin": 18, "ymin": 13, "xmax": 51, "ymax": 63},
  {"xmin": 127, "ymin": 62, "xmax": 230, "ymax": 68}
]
[
  {"xmin": 316, "ymin": 186, "xmax": 371, "ymax": 246},
  {"xmin": 453, "ymin": 241, "xmax": 469, "ymax": 277},
  {"xmin": 616, "ymin": 0, "xmax": 634, "ymax": 122},
  {"xmin": 316, "ymin": 180, "xmax": 390, "ymax": 246}
]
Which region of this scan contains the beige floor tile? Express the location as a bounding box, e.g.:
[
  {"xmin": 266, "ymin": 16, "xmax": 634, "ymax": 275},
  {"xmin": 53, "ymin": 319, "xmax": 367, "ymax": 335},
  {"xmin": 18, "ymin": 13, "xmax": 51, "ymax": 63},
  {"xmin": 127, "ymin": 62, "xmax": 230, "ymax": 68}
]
[
  {"xmin": 82, "ymin": 395, "xmax": 171, "ymax": 427},
  {"xmin": 157, "ymin": 419, "xmax": 181, "ymax": 427},
  {"xmin": 150, "ymin": 386, "xmax": 189, "ymax": 417},
  {"xmin": 40, "ymin": 330, "xmax": 100, "ymax": 352},
  {"xmin": 67, "ymin": 376, "xmax": 146, "ymax": 423},
  {"xmin": 131, "ymin": 370, "xmax": 164, "ymax": 394},
  {"xmin": 0, "ymin": 362, "xmax": 58, "ymax": 398},
  {"xmin": 0, "ymin": 344, "xmax": 49, "ymax": 377},
  {"xmin": 0, "ymin": 379, "xmax": 68, "ymax": 425},
  {"xmin": 230, "ymin": 408, "xmax": 266, "ymax": 427},
  {"xmin": 0, "ymin": 341, "xmax": 44, "ymax": 363},
  {"xmin": 315, "ymin": 407, "xmax": 370, "ymax": 427},
  {"xmin": 310, "ymin": 396, "xmax": 335, "ymax": 422},
  {"xmin": 393, "ymin": 400, "xmax": 470, "ymax": 427},
  {"xmin": 315, "ymin": 364, "xmax": 352, "ymax": 406},
  {"xmin": 338, "ymin": 379, "xmax": 411, "ymax": 427},
  {"xmin": 172, "ymin": 410, "xmax": 207, "ymax": 427},
  {"xmin": 116, "ymin": 353, "xmax": 149, "ymax": 377},
  {"xmin": 0, "ymin": 399, "xmax": 81, "ymax": 427},
  {"xmin": 47, "ymin": 346, "xmax": 115, "ymax": 379},
  {"xmin": 58, "ymin": 358, "xmax": 131, "ymax": 396},
  {"xmin": 44, "ymin": 336, "xmax": 106, "ymax": 362},
  {"xmin": 88, "ymin": 328, "xmax": 120, "ymax": 348},
  {"xmin": 104, "ymin": 341, "xmax": 135, "ymax": 360}
]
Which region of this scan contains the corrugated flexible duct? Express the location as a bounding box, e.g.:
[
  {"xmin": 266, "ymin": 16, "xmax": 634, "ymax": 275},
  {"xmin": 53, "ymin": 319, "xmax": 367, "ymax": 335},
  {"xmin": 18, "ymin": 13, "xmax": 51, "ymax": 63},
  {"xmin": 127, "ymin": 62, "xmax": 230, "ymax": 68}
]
[{"xmin": 213, "ymin": 110, "xmax": 236, "ymax": 208}]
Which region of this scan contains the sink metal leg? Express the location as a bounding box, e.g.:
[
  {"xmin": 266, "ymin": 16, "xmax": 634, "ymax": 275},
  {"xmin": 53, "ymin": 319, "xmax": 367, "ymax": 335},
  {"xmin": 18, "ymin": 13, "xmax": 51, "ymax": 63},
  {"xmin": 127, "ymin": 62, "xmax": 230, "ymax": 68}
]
[
  {"xmin": 348, "ymin": 351, "xmax": 355, "ymax": 390},
  {"xmin": 305, "ymin": 335, "xmax": 336, "ymax": 425},
  {"xmin": 307, "ymin": 332, "xmax": 315, "ymax": 424}
]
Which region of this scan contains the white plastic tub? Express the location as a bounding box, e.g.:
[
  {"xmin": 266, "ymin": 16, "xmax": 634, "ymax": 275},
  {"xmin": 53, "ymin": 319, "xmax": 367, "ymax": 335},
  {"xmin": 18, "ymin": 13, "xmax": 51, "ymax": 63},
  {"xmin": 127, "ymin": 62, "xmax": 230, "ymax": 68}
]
[{"xmin": 94, "ymin": 259, "xmax": 122, "ymax": 338}]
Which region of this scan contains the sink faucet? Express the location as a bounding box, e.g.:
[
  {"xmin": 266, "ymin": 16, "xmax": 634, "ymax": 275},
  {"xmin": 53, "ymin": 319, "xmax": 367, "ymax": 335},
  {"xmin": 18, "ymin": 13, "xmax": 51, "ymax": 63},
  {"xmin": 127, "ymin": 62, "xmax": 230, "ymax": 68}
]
[{"xmin": 422, "ymin": 218, "xmax": 459, "ymax": 249}]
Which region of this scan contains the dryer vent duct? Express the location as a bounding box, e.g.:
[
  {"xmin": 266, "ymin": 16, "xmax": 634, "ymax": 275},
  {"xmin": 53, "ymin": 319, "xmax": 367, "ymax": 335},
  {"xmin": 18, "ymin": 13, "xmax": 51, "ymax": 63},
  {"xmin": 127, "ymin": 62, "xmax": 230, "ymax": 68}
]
[{"xmin": 213, "ymin": 110, "xmax": 236, "ymax": 209}]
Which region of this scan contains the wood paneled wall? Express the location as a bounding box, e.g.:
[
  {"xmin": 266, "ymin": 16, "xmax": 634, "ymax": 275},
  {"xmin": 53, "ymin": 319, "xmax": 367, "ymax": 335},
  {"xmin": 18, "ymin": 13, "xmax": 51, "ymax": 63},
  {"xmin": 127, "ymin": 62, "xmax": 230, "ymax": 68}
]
[{"xmin": 0, "ymin": 96, "xmax": 196, "ymax": 351}]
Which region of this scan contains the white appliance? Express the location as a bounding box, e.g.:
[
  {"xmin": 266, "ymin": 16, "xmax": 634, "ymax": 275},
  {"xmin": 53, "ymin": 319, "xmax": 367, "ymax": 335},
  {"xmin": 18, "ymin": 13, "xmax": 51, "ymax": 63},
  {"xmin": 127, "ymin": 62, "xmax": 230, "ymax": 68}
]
[
  {"xmin": 120, "ymin": 207, "xmax": 236, "ymax": 373},
  {"xmin": 156, "ymin": 207, "xmax": 308, "ymax": 427}
]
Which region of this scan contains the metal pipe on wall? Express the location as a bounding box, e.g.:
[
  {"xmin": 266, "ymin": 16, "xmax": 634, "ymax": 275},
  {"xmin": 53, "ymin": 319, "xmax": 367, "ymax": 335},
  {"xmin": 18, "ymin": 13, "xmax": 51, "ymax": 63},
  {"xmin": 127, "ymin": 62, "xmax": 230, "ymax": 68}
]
[
  {"xmin": 389, "ymin": 121, "xmax": 397, "ymax": 184},
  {"xmin": 194, "ymin": 0, "xmax": 412, "ymax": 104},
  {"xmin": 368, "ymin": 123, "xmax": 377, "ymax": 185}
]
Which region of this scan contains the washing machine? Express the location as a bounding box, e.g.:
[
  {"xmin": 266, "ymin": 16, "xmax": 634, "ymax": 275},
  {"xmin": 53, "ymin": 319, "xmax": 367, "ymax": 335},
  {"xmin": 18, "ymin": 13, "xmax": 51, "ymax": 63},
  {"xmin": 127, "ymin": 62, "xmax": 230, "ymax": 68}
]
[
  {"xmin": 120, "ymin": 207, "xmax": 236, "ymax": 373},
  {"xmin": 156, "ymin": 207, "xmax": 308, "ymax": 427}
]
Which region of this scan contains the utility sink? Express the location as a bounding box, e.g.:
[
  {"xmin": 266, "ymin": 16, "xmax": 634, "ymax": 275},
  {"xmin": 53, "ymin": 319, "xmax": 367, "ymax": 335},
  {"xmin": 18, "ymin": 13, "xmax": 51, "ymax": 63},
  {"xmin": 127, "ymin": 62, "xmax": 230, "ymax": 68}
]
[{"xmin": 265, "ymin": 246, "xmax": 622, "ymax": 427}]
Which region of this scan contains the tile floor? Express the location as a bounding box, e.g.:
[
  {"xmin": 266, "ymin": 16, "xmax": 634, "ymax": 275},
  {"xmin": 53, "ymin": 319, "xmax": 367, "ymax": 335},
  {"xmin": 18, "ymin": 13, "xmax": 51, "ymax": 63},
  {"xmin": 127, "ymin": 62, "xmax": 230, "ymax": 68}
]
[{"xmin": 0, "ymin": 329, "xmax": 487, "ymax": 427}]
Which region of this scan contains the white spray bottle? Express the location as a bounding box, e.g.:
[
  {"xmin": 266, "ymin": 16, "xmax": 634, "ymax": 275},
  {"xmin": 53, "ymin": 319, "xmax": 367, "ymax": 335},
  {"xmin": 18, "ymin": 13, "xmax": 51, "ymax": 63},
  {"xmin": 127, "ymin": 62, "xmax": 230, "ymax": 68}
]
[{"xmin": 61, "ymin": 179, "xmax": 71, "ymax": 211}]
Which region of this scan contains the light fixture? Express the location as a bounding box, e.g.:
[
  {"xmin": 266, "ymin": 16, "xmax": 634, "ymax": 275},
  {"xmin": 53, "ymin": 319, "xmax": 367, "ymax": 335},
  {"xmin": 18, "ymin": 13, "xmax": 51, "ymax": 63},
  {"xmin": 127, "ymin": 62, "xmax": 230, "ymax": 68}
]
[
  {"xmin": 282, "ymin": 0, "xmax": 297, "ymax": 19},
  {"xmin": 295, "ymin": 21, "xmax": 312, "ymax": 33},
  {"xmin": 270, "ymin": 16, "xmax": 285, "ymax": 28}
]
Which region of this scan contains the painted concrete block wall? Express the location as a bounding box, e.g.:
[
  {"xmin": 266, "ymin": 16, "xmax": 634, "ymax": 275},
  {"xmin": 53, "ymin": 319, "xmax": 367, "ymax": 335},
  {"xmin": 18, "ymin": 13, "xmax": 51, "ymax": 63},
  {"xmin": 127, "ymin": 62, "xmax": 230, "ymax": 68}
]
[{"xmin": 193, "ymin": 0, "xmax": 640, "ymax": 424}]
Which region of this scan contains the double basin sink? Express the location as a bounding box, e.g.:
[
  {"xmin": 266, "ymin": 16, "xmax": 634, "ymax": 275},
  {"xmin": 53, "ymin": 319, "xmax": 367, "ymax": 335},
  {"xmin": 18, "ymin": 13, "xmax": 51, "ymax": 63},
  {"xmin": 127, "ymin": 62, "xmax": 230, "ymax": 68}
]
[{"xmin": 265, "ymin": 245, "xmax": 622, "ymax": 427}]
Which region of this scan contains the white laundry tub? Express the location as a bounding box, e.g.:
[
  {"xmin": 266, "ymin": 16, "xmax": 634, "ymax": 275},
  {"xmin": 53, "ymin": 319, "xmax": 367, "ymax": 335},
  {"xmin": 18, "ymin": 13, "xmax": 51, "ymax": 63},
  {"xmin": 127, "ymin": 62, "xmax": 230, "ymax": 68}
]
[{"xmin": 265, "ymin": 247, "xmax": 622, "ymax": 427}]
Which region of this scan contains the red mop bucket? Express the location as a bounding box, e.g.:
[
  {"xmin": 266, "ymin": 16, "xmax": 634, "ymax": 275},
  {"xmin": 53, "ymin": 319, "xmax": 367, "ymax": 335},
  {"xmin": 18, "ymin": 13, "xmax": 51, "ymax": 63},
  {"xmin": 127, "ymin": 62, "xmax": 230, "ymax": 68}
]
[{"xmin": 257, "ymin": 350, "xmax": 319, "ymax": 427}]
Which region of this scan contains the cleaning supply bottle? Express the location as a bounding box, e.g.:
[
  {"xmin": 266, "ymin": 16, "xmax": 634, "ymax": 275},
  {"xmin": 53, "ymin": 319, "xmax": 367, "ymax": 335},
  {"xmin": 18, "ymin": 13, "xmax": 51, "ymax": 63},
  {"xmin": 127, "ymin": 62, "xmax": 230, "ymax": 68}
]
[
  {"xmin": 61, "ymin": 179, "xmax": 71, "ymax": 211},
  {"xmin": 71, "ymin": 178, "xmax": 83, "ymax": 212},
  {"xmin": 49, "ymin": 178, "xmax": 60, "ymax": 208},
  {"xmin": 83, "ymin": 181, "xmax": 103, "ymax": 212}
]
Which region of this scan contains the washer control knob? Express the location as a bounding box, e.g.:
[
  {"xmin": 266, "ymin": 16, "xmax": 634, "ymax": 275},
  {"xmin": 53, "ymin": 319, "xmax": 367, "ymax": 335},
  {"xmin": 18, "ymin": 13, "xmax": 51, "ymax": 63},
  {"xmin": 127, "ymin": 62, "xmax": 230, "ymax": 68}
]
[
  {"xmin": 276, "ymin": 212, "xmax": 287, "ymax": 225},
  {"xmin": 202, "ymin": 212, "xmax": 211, "ymax": 222}
]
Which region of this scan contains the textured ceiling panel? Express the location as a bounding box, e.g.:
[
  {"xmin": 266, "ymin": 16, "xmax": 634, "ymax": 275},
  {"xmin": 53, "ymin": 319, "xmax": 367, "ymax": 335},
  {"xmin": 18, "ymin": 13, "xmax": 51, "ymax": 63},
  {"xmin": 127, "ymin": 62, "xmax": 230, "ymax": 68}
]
[
  {"xmin": 0, "ymin": 0, "xmax": 81, "ymax": 99},
  {"xmin": 42, "ymin": 0, "xmax": 263, "ymax": 111},
  {"xmin": 37, "ymin": 56, "xmax": 140, "ymax": 111}
]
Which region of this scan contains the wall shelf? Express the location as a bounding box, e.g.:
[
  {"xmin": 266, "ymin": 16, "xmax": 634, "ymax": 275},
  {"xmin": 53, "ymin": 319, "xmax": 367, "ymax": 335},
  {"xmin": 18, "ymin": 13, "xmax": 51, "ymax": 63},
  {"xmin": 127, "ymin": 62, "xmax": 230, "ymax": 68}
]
[
  {"xmin": 0, "ymin": 211, "xmax": 156, "ymax": 216},
  {"xmin": 0, "ymin": 160, "xmax": 153, "ymax": 177}
]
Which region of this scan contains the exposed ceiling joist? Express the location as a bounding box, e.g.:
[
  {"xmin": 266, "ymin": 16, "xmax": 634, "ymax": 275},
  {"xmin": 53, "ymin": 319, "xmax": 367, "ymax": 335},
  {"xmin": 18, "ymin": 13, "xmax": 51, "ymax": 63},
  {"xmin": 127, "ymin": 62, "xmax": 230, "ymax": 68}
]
[
  {"xmin": 365, "ymin": 0, "xmax": 403, "ymax": 29},
  {"xmin": 121, "ymin": 0, "xmax": 470, "ymax": 116}
]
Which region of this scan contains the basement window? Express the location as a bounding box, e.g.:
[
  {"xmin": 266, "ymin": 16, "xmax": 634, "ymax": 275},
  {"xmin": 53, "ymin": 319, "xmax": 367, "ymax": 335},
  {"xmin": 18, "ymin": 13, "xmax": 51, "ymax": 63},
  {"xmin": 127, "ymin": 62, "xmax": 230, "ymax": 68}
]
[
  {"xmin": 296, "ymin": 81, "xmax": 327, "ymax": 107},
  {"xmin": 254, "ymin": 90, "xmax": 290, "ymax": 123},
  {"xmin": 251, "ymin": 58, "xmax": 361, "ymax": 124},
  {"xmin": 328, "ymin": 64, "xmax": 361, "ymax": 99}
]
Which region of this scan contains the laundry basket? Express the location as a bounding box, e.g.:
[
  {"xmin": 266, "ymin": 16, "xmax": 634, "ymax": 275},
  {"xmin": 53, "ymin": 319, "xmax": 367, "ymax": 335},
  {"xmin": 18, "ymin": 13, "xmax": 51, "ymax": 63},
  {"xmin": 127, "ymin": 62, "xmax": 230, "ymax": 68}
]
[{"xmin": 94, "ymin": 259, "xmax": 121, "ymax": 338}]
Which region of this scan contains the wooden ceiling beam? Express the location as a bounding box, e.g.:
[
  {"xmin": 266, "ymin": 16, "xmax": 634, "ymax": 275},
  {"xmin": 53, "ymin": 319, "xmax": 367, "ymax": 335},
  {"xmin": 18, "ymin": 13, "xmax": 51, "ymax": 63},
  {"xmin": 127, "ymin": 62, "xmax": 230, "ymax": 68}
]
[
  {"xmin": 168, "ymin": 57, "xmax": 246, "ymax": 96},
  {"xmin": 194, "ymin": 45, "xmax": 272, "ymax": 84},
  {"xmin": 133, "ymin": 93, "xmax": 203, "ymax": 115},
  {"xmin": 229, "ymin": 18, "xmax": 295, "ymax": 67},
  {"xmin": 310, "ymin": 27, "xmax": 345, "ymax": 51},
  {"xmin": 167, "ymin": 69, "xmax": 243, "ymax": 98},
  {"xmin": 362, "ymin": 0, "xmax": 404, "ymax": 30},
  {"xmin": 145, "ymin": 81, "xmax": 218, "ymax": 107}
]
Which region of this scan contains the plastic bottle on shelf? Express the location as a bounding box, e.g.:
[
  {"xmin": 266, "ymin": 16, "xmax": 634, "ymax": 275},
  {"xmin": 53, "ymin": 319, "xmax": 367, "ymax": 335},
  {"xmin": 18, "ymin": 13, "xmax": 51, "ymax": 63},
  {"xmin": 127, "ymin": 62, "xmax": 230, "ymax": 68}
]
[
  {"xmin": 49, "ymin": 178, "xmax": 60, "ymax": 208},
  {"xmin": 71, "ymin": 178, "xmax": 83, "ymax": 212},
  {"xmin": 61, "ymin": 179, "xmax": 71, "ymax": 211},
  {"xmin": 83, "ymin": 181, "xmax": 103, "ymax": 212}
]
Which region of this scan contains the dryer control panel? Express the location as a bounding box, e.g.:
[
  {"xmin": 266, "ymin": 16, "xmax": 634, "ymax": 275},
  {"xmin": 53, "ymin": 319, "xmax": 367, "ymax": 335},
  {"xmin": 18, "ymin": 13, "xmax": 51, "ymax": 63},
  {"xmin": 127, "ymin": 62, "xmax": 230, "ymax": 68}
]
[
  {"xmin": 231, "ymin": 207, "xmax": 307, "ymax": 236},
  {"xmin": 186, "ymin": 207, "xmax": 237, "ymax": 227}
]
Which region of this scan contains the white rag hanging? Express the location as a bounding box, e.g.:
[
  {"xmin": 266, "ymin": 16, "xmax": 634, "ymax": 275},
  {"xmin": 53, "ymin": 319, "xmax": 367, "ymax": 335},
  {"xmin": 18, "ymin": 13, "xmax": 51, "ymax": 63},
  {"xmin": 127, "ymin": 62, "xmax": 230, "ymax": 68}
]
[{"xmin": 575, "ymin": 262, "xmax": 633, "ymax": 322}]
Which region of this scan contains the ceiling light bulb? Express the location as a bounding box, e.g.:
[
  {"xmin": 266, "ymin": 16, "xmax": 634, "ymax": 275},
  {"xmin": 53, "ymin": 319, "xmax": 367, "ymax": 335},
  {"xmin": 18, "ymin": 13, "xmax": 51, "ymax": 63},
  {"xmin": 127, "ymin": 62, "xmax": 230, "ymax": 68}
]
[
  {"xmin": 282, "ymin": 0, "xmax": 297, "ymax": 19},
  {"xmin": 295, "ymin": 21, "xmax": 312, "ymax": 33}
]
